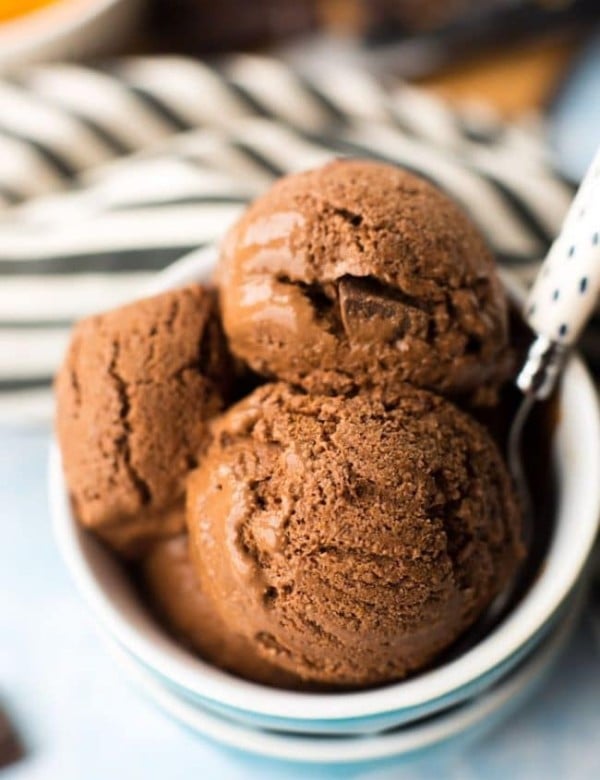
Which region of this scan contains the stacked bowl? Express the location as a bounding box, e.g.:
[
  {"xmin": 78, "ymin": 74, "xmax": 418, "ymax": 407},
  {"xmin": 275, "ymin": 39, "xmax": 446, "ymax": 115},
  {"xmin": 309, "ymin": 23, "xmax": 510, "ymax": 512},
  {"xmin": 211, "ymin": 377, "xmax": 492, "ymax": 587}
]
[{"xmin": 50, "ymin": 247, "xmax": 600, "ymax": 765}]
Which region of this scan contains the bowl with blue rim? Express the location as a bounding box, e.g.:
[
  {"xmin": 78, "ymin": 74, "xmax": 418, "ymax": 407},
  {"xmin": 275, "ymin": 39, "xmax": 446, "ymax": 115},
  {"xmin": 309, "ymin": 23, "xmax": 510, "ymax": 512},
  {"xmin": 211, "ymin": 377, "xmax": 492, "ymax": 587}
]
[{"xmin": 50, "ymin": 246, "xmax": 600, "ymax": 736}]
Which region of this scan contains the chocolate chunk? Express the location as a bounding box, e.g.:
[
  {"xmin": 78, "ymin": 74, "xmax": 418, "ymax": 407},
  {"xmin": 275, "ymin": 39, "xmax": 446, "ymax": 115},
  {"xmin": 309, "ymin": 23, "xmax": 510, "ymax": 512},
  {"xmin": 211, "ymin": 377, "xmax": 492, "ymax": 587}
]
[
  {"xmin": 0, "ymin": 707, "xmax": 24, "ymax": 769},
  {"xmin": 338, "ymin": 275, "xmax": 429, "ymax": 343}
]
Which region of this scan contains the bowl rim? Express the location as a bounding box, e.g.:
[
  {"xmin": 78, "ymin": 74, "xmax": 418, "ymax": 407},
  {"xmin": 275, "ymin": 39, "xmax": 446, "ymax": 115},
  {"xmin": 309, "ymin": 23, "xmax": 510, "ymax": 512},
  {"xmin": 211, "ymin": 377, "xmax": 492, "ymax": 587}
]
[
  {"xmin": 50, "ymin": 245, "xmax": 600, "ymax": 722},
  {"xmin": 103, "ymin": 594, "xmax": 581, "ymax": 763}
]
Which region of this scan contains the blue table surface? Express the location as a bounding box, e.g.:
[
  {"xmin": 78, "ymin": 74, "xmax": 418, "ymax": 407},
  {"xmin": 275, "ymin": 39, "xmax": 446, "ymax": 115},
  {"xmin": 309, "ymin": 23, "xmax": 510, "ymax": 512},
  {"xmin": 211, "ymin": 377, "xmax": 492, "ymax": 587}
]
[{"xmin": 1, "ymin": 426, "xmax": 600, "ymax": 780}]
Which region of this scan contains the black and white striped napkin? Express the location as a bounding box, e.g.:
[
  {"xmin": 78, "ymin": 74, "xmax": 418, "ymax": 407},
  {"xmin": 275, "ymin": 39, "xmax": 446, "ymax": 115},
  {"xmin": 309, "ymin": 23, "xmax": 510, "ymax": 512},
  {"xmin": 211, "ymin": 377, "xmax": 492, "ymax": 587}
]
[{"xmin": 0, "ymin": 54, "xmax": 584, "ymax": 424}]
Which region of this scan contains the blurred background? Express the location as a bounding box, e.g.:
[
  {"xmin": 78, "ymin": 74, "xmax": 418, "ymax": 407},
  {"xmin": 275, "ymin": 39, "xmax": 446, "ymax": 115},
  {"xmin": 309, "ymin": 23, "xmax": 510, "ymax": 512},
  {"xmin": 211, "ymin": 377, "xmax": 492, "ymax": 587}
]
[{"xmin": 1, "ymin": 0, "xmax": 599, "ymax": 175}]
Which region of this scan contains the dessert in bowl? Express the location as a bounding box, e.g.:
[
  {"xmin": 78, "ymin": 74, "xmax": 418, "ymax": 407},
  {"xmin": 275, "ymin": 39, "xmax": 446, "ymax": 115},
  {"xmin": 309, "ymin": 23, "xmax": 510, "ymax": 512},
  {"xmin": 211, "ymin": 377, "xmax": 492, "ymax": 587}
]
[{"xmin": 50, "ymin": 161, "xmax": 600, "ymax": 735}]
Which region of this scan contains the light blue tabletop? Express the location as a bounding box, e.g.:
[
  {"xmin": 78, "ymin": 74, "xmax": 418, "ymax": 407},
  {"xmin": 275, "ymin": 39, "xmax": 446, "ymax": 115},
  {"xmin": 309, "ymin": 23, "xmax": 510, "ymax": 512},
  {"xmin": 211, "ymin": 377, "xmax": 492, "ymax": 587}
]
[{"xmin": 1, "ymin": 426, "xmax": 600, "ymax": 780}]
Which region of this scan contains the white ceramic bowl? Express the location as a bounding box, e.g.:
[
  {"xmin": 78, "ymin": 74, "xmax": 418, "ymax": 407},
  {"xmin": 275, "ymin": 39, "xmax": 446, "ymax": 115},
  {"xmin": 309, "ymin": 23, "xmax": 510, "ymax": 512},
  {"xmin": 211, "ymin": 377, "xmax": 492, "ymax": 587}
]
[
  {"xmin": 106, "ymin": 591, "xmax": 582, "ymax": 764},
  {"xmin": 50, "ymin": 246, "xmax": 600, "ymax": 736},
  {"xmin": 0, "ymin": 0, "xmax": 142, "ymax": 70}
]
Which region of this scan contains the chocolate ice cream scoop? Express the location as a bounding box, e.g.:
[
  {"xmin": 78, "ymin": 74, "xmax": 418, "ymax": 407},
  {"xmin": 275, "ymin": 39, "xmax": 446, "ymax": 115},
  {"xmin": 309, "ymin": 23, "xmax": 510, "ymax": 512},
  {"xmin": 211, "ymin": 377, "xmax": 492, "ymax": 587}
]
[
  {"xmin": 55, "ymin": 285, "xmax": 233, "ymax": 557},
  {"xmin": 217, "ymin": 159, "xmax": 510, "ymax": 402},
  {"xmin": 140, "ymin": 533, "xmax": 303, "ymax": 688},
  {"xmin": 187, "ymin": 383, "xmax": 522, "ymax": 687}
]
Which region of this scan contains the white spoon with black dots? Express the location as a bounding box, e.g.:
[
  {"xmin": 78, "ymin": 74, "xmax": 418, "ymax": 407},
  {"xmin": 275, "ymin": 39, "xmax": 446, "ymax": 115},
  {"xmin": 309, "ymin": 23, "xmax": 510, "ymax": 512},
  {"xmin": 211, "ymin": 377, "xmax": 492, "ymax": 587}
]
[
  {"xmin": 509, "ymin": 146, "xmax": 600, "ymax": 548},
  {"xmin": 477, "ymin": 147, "xmax": 600, "ymax": 633}
]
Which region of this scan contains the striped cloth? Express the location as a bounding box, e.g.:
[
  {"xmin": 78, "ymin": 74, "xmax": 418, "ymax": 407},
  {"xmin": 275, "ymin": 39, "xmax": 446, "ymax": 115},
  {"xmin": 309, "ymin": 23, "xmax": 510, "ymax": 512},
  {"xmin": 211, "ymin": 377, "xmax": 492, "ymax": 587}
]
[{"xmin": 0, "ymin": 54, "xmax": 583, "ymax": 424}]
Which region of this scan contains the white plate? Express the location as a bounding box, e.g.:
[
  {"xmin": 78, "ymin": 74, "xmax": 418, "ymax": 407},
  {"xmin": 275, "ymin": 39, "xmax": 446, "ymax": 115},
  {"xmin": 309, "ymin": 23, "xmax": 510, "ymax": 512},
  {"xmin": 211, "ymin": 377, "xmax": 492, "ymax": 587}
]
[{"xmin": 106, "ymin": 598, "xmax": 581, "ymax": 765}]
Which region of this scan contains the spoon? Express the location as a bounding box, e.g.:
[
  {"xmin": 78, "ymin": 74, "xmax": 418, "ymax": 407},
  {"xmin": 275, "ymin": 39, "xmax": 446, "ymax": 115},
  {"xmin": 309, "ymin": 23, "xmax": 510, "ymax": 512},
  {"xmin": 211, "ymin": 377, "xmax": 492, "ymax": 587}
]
[
  {"xmin": 464, "ymin": 148, "xmax": 600, "ymax": 640},
  {"xmin": 511, "ymin": 146, "xmax": 600, "ymax": 550}
]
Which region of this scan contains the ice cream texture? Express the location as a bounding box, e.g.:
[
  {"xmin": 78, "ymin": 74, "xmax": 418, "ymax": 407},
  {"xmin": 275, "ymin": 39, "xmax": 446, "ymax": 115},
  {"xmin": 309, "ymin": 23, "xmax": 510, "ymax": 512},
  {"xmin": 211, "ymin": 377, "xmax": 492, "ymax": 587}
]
[
  {"xmin": 187, "ymin": 382, "xmax": 522, "ymax": 687},
  {"xmin": 55, "ymin": 159, "xmax": 523, "ymax": 689},
  {"xmin": 218, "ymin": 159, "xmax": 510, "ymax": 401},
  {"xmin": 55, "ymin": 285, "xmax": 233, "ymax": 557},
  {"xmin": 141, "ymin": 533, "xmax": 304, "ymax": 688}
]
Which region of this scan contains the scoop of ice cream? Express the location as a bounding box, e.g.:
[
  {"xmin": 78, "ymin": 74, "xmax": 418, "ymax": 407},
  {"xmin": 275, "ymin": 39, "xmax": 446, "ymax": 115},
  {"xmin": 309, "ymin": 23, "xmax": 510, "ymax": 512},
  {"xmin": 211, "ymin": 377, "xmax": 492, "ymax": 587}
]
[
  {"xmin": 140, "ymin": 533, "xmax": 304, "ymax": 688},
  {"xmin": 187, "ymin": 383, "xmax": 522, "ymax": 687},
  {"xmin": 217, "ymin": 159, "xmax": 510, "ymax": 401},
  {"xmin": 55, "ymin": 285, "xmax": 233, "ymax": 557}
]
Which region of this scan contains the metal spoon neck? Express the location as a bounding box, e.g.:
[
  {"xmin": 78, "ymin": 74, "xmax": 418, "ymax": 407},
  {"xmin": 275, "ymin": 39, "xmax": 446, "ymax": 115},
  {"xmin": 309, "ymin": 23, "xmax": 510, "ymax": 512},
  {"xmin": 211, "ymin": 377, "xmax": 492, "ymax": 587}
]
[{"xmin": 516, "ymin": 335, "xmax": 570, "ymax": 400}]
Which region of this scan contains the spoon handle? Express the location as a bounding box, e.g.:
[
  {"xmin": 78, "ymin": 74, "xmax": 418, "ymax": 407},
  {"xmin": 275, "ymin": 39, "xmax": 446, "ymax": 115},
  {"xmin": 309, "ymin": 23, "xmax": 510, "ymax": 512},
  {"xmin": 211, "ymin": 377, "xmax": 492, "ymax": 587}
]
[
  {"xmin": 525, "ymin": 147, "xmax": 600, "ymax": 346},
  {"xmin": 517, "ymin": 148, "xmax": 600, "ymax": 399}
]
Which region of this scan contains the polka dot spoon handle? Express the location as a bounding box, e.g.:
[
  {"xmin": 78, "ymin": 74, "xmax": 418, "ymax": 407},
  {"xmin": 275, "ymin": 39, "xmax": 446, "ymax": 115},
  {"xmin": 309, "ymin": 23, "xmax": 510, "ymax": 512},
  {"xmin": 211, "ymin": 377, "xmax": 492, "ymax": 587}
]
[
  {"xmin": 500, "ymin": 150, "xmax": 600, "ymax": 617},
  {"xmin": 517, "ymin": 147, "xmax": 600, "ymax": 399}
]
